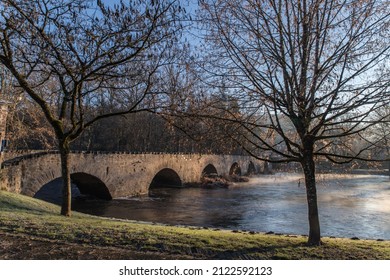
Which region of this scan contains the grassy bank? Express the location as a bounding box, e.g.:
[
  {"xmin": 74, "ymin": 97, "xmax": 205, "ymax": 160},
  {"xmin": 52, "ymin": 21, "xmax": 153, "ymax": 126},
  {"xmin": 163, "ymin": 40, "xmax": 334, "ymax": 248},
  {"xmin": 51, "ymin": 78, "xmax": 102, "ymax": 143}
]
[{"xmin": 0, "ymin": 190, "xmax": 389, "ymax": 259}]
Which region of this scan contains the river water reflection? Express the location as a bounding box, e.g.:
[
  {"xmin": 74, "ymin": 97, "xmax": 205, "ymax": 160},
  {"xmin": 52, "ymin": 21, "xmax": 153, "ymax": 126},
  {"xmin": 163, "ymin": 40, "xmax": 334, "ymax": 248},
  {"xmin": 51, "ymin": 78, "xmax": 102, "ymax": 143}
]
[{"xmin": 72, "ymin": 173, "xmax": 390, "ymax": 240}]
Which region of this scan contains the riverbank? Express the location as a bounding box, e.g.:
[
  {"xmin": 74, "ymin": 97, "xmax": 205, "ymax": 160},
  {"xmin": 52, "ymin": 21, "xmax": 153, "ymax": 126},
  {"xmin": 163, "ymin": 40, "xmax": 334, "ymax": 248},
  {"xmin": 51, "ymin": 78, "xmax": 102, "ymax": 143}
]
[{"xmin": 1, "ymin": 190, "xmax": 389, "ymax": 260}]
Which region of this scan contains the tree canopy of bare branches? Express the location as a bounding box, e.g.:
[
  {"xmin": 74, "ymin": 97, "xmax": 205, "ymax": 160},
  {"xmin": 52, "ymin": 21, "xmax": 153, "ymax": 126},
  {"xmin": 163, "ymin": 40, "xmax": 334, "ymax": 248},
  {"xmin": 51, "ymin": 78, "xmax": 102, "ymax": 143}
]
[
  {"xmin": 198, "ymin": 0, "xmax": 390, "ymax": 245},
  {"xmin": 0, "ymin": 0, "xmax": 187, "ymax": 216}
]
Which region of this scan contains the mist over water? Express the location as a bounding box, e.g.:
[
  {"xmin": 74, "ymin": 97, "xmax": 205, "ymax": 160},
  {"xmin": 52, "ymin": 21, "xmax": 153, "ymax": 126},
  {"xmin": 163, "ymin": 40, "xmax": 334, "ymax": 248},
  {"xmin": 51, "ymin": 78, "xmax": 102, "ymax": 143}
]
[{"xmin": 70, "ymin": 173, "xmax": 390, "ymax": 240}]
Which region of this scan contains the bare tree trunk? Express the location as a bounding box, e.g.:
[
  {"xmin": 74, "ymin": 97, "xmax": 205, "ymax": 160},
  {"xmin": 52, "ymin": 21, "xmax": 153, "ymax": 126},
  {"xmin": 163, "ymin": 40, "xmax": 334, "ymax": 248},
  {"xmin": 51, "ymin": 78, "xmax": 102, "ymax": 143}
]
[
  {"xmin": 59, "ymin": 140, "xmax": 72, "ymax": 217},
  {"xmin": 301, "ymin": 152, "xmax": 321, "ymax": 246}
]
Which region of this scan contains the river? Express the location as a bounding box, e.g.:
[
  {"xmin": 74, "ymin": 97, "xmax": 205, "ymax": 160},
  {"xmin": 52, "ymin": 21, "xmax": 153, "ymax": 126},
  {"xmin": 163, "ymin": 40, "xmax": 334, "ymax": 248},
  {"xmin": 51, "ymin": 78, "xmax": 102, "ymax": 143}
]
[{"xmin": 68, "ymin": 173, "xmax": 390, "ymax": 240}]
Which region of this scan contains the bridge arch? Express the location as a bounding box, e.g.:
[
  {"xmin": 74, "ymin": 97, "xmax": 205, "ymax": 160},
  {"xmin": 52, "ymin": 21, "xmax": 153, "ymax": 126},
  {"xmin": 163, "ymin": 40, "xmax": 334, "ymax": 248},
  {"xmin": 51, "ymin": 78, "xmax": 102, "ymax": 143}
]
[
  {"xmin": 34, "ymin": 172, "xmax": 111, "ymax": 203},
  {"xmin": 201, "ymin": 163, "xmax": 218, "ymax": 178},
  {"xmin": 247, "ymin": 161, "xmax": 256, "ymax": 175},
  {"xmin": 229, "ymin": 162, "xmax": 242, "ymax": 176},
  {"xmin": 70, "ymin": 173, "xmax": 112, "ymax": 200},
  {"xmin": 149, "ymin": 168, "xmax": 182, "ymax": 189},
  {"xmin": 34, "ymin": 177, "xmax": 65, "ymax": 204}
]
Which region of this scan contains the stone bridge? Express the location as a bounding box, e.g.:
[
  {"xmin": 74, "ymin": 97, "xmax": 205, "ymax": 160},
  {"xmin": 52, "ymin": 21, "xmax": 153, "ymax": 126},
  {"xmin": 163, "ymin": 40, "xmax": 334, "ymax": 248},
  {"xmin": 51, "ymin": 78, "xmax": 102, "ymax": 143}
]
[{"xmin": 0, "ymin": 151, "xmax": 264, "ymax": 199}]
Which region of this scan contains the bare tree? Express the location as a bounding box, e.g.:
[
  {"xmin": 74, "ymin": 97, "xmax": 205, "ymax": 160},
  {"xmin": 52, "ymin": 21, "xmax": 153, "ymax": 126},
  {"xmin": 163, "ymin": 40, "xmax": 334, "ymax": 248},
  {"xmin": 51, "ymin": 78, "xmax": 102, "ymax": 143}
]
[
  {"xmin": 198, "ymin": 0, "xmax": 390, "ymax": 245},
  {"xmin": 0, "ymin": 0, "xmax": 186, "ymax": 216}
]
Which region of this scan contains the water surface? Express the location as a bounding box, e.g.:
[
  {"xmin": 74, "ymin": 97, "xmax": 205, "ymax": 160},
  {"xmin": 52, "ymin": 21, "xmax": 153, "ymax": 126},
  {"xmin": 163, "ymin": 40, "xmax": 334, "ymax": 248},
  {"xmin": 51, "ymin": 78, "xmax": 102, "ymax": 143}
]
[{"xmin": 71, "ymin": 173, "xmax": 390, "ymax": 240}]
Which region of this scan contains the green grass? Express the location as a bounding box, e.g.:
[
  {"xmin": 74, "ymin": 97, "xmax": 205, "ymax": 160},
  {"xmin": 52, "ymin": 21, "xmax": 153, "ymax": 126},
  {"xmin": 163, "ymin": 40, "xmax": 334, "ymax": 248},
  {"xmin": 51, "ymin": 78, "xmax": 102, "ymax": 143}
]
[{"xmin": 1, "ymin": 190, "xmax": 389, "ymax": 259}]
